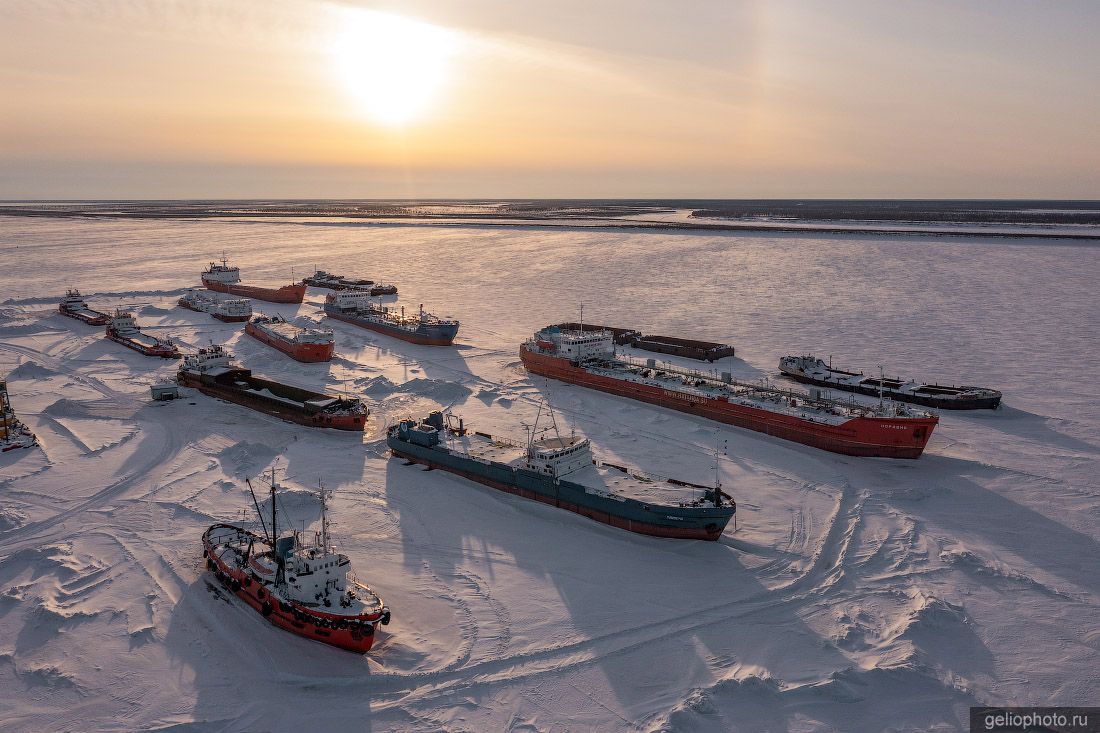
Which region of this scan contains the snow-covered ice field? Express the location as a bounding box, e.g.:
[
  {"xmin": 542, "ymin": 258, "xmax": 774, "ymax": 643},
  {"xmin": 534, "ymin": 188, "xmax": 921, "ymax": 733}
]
[{"xmin": 1, "ymin": 217, "xmax": 1098, "ymax": 732}]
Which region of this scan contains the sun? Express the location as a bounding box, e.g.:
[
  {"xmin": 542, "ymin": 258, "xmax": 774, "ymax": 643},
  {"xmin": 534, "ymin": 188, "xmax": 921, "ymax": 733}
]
[{"xmin": 330, "ymin": 9, "xmax": 459, "ymax": 127}]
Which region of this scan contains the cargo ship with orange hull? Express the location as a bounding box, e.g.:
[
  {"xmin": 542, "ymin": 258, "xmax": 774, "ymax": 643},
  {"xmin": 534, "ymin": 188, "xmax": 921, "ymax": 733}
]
[
  {"xmin": 177, "ymin": 345, "xmax": 367, "ymax": 430},
  {"xmin": 59, "ymin": 289, "xmax": 110, "ymax": 325},
  {"xmin": 201, "ymin": 258, "xmax": 305, "ymax": 304},
  {"xmin": 203, "ymin": 472, "xmax": 390, "ymax": 653},
  {"xmin": 105, "ymin": 311, "xmax": 180, "ymax": 358},
  {"xmin": 245, "ymin": 314, "xmax": 334, "ymax": 363},
  {"xmin": 521, "ymin": 326, "xmax": 938, "ymax": 459}
]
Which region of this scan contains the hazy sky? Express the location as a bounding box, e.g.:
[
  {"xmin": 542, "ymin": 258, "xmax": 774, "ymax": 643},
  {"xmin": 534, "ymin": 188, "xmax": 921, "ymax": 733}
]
[{"xmin": 2, "ymin": 0, "xmax": 1098, "ymax": 199}]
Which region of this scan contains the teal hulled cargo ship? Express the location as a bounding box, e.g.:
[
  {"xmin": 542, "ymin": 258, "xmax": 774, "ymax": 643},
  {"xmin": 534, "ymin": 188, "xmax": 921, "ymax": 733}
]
[{"xmin": 388, "ymin": 408, "xmax": 736, "ymax": 541}]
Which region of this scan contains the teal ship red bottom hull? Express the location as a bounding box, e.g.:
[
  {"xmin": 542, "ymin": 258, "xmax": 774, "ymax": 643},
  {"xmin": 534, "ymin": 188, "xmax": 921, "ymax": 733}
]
[{"xmin": 388, "ymin": 427, "xmax": 735, "ymax": 541}]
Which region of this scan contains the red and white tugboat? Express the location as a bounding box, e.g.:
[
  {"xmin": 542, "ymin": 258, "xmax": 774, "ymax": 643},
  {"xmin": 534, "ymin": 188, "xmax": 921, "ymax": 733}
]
[
  {"xmin": 105, "ymin": 310, "xmax": 180, "ymax": 358},
  {"xmin": 59, "ymin": 289, "xmax": 110, "ymax": 325},
  {"xmin": 202, "ymin": 473, "xmax": 390, "ymax": 653},
  {"xmin": 178, "ymin": 288, "xmax": 253, "ymax": 322},
  {"xmin": 201, "ymin": 257, "xmax": 305, "ymax": 304},
  {"xmin": 245, "ymin": 313, "xmax": 335, "ymax": 363}
]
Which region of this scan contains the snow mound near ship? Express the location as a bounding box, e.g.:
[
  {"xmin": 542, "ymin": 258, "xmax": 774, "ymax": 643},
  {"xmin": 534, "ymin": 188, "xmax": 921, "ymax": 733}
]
[
  {"xmin": 359, "ymin": 375, "xmax": 471, "ymax": 403},
  {"xmin": 0, "ymin": 506, "xmax": 26, "ymax": 532},
  {"xmin": 6, "ymin": 361, "xmax": 57, "ymax": 380},
  {"xmin": 215, "ymin": 441, "xmax": 280, "ymax": 477},
  {"xmin": 360, "ymin": 375, "xmax": 398, "ymax": 396},
  {"xmin": 257, "ymin": 487, "xmax": 321, "ymax": 530},
  {"xmin": 648, "ymin": 664, "xmax": 975, "ymax": 733},
  {"xmin": 399, "ymin": 378, "xmax": 472, "ymax": 403},
  {"xmin": 138, "ymin": 304, "xmax": 175, "ymax": 316}
]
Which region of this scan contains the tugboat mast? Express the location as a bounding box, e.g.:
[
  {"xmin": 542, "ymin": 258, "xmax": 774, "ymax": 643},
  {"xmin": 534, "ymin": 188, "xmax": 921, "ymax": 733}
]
[
  {"xmin": 269, "ymin": 466, "xmax": 277, "ymax": 542},
  {"xmin": 245, "ymin": 477, "xmax": 271, "ymax": 542},
  {"xmin": 318, "ymin": 480, "xmax": 330, "ymax": 550}
]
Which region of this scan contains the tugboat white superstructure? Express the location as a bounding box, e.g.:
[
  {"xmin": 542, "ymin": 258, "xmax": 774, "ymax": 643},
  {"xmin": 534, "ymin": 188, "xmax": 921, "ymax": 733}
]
[{"xmin": 202, "ymin": 472, "xmax": 390, "ymax": 653}]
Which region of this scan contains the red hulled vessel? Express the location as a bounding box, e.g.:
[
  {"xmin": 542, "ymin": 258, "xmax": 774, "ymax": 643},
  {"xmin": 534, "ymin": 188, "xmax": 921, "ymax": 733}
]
[
  {"xmin": 202, "ymin": 258, "xmax": 305, "ymax": 304},
  {"xmin": 245, "ymin": 314, "xmax": 334, "ymax": 363},
  {"xmin": 59, "ymin": 289, "xmax": 110, "ymax": 325},
  {"xmin": 177, "ymin": 345, "xmax": 367, "ymax": 430},
  {"xmin": 105, "ymin": 311, "xmax": 181, "ymax": 358},
  {"xmin": 521, "ymin": 326, "xmax": 938, "ymax": 459},
  {"xmin": 202, "ymin": 473, "xmax": 390, "ymax": 653}
]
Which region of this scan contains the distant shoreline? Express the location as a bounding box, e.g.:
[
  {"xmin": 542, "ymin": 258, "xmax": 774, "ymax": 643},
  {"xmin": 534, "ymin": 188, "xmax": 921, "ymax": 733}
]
[{"xmin": 2, "ymin": 201, "xmax": 1099, "ymax": 241}]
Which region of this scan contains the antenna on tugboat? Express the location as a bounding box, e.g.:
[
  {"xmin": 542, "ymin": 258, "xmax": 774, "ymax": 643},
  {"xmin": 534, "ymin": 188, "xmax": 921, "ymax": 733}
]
[
  {"xmin": 318, "ymin": 479, "xmax": 330, "ymax": 551},
  {"xmin": 269, "ymin": 465, "xmax": 278, "ymax": 543},
  {"xmin": 245, "ymin": 477, "xmax": 271, "ymax": 542}
]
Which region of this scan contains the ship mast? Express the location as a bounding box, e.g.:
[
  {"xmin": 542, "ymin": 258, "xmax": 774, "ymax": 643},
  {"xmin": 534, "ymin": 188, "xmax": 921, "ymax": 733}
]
[
  {"xmin": 878, "ymin": 365, "xmax": 885, "ymax": 412},
  {"xmin": 318, "ymin": 479, "xmax": 330, "ymax": 550},
  {"xmin": 245, "ymin": 477, "xmax": 271, "ymax": 542},
  {"xmin": 269, "ymin": 466, "xmax": 277, "ymax": 542},
  {"xmin": 713, "ymin": 433, "xmax": 723, "ymax": 508}
]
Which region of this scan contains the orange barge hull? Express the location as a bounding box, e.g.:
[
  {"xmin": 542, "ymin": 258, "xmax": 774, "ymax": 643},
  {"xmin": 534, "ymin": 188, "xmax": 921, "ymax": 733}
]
[
  {"xmin": 245, "ymin": 322, "xmax": 334, "ymax": 363},
  {"xmin": 203, "ymin": 277, "xmax": 305, "ymax": 304},
  {"xmin": 520, "ymin": 346, "xmax": 937, "ymax": 458}
]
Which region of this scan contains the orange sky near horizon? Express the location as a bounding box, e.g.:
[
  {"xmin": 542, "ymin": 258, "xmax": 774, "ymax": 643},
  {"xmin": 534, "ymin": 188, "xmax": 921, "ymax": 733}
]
[{"xmin": 1, "ymin": 0, "xmax": 1098, "ymax": 198}]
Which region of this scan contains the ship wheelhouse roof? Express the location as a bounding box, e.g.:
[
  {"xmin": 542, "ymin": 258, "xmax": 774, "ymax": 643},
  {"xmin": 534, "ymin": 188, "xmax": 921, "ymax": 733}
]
[{"xmin": 530, "ymin": 435, "xmax": 591, "ymax": 460}]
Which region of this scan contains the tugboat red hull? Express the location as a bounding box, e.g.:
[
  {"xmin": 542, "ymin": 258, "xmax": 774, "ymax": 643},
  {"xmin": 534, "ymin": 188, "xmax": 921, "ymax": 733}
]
[
  {"xmin": 520, "ymin": 346, "xmax": 937, "ymax": 458},
  {"xmin": 202, "ymin": 525, "xmax": 381, "ymax": 653},
  {"xmin": 203, "ymin": 277, "xmax": 305, "ymax": 304}
]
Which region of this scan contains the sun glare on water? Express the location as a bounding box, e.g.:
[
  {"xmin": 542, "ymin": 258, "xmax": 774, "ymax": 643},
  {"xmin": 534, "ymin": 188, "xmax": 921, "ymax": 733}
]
[{"xmin": 330, "ymin": 9, "xmax": 459, "ymax": 127}]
